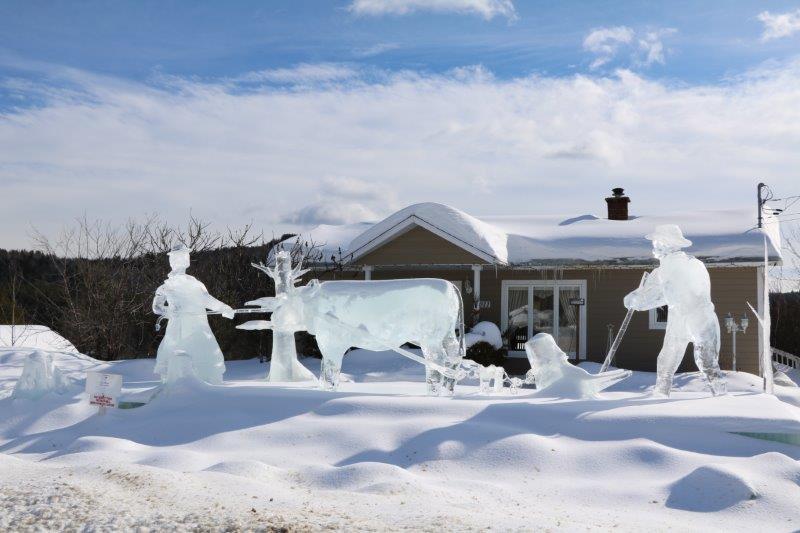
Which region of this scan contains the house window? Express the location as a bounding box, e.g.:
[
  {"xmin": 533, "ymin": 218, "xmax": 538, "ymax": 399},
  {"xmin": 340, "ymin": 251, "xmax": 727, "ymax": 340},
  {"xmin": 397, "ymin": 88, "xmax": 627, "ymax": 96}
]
[
  {"xmin": 501, "ymin": 280, "xmax": 587, "ymax": 359},
  {"xmin": 649, "ymin": 305, "xmax": 668, "ymax": 330}
]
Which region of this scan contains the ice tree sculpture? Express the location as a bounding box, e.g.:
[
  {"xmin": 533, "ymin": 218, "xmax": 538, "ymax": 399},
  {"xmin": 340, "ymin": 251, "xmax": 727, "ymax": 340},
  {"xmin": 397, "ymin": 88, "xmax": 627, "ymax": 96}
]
[
  {"xmin": 153, "ymin": 244, "xmax": 234, "ymax": 385},
  {"xmin": 244, "ymin": 249, "xmax": 315, "ymax": 382},
  {"xmin": 12, "ymin": 350, "xmax": 68, "ymax": 399},
  {"xmin": 244, "ymin": 278, "xmax": 465, "ymax": 395},
  {"xmin": 624, "ymin": 225, "xmax": 726, "ymax": 397},
  {"xmin": 525, "ymin": 334, "xmax": 630, "ymax": 399}
]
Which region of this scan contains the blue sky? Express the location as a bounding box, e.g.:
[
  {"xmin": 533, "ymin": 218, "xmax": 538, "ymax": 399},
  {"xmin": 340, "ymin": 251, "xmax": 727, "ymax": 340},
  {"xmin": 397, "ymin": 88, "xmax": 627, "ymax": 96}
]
[
  {"xmin": 2, "ymin": 0, "xmax": 799, "ymax": 86},
  {"xmin": 1, "ymin": 0, "xmax": 800, "ymax": 277}
]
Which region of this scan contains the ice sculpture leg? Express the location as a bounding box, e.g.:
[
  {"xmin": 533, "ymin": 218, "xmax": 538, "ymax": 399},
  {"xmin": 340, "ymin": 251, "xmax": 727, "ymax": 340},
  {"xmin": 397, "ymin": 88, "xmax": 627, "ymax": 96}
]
[
  {"xmin": 654, "ymin": 332, "xmax": 686, "ymax": 397},
  {"xmin": 439, "ymin": 334, "xmax": 463, "ymax": 396},
  {"xmin": 317, "ymin": 338, "xmax": 348, "ymax": 391},
  {"xmin": 694, "ymin": 341, "xmax": 726, "ymax": 396},
  {"xmin": 422, "ymin": 344, "xmax": 448, "ymax": 396},
  {"xmin": 319, "ymin": 355, "xmax": 344, "ymax": 391}
]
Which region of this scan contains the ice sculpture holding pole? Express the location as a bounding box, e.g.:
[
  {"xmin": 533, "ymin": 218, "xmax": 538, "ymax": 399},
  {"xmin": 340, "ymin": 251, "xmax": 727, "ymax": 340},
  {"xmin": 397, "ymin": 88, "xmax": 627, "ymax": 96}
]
[
  {"xmin": 623, "ymin": 225, "xmax": 726, "ymax": 397},
  {"xmin": 153, "ymin": 244, "xmax": 235, "ymax": 385},
  {"xmin": 239, "ymin": 248, "xmax": 315, "ymax": 382},
  {"xmin": 241, "ymin": 277, "xmax": 466, "ymax": 395},
  {"xmin": 526, "ymin": 334, "xmax": 630, "ymax": 398}
]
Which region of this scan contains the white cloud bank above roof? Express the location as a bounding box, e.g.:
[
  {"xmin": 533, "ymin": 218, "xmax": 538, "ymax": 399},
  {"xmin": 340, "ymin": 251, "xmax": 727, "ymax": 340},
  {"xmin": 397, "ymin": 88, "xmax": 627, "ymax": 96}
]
[{"xmin": 2, "ymin": 58, "xmax": 800, "ymax": 250}]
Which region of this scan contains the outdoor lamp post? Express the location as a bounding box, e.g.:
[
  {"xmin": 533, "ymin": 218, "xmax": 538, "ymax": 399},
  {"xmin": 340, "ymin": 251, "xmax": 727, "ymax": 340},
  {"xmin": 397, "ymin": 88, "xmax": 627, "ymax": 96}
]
[{"xmin": 724, "ymin": 312, "xmax": 749, "ymax": 372}]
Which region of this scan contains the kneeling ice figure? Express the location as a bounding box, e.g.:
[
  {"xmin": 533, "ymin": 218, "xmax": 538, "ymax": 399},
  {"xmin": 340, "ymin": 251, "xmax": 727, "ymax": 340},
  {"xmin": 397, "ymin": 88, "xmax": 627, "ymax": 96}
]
[
  {"xmin": 12, "ymin": 350, "xmax": 68, "ymax": 399},
  {"xmin": 623, "ymin": 225, "xmax": 726, "ymax": 397},
  {"xmin": 153, "ymin": 244, "xmax": 235, "ymax": 385},
  {"xmin": 525, "ymin": 334, "xmax": 630, "ymax": 399}
]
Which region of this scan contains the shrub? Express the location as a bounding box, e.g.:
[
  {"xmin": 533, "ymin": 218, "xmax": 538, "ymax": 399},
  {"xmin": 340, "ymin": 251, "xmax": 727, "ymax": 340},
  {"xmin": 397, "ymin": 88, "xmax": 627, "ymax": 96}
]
[{"xmin": 465, "ymin": 341, "xmax": 506, "ymax": 367}]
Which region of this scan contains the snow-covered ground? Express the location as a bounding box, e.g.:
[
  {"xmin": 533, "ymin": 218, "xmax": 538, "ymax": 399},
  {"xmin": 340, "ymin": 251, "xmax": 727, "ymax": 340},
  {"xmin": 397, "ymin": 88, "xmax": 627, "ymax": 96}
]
[{"xmin": 2, "ymin": 347, "xmax": 800, "ymax": 531}]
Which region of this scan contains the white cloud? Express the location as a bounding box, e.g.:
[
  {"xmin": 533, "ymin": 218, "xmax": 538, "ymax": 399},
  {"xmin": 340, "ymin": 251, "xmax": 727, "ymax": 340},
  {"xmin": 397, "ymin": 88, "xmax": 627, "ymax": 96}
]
[
  {"xmin": 2, "ymin": 60, "xmax": 800, "ymax": 249},
  {"xmin": 281, "ymin": 177, "xmax": 398, "ymax": 226},
  {"xmin": 348, "ymin": 0, "xmax": 517, "ymax": 20},
  {"xmin": 353, "ymin": 43, "xmax": 401, "ymax": 58},
  {"xmin": 233, "ymin": 63, "xmax": 358, "ymax": 84},
  {"xmin": 637, "ymin": 28, "xmax": 677, "ymax": 66},
  {"xmin": 584, "ymin": 26, "xmax": 675, "ymax": 70},
  {"xmin": 583, "ymin": 26, "xmax": 634, "ymax": 69},
  {"xmin": 758, "ymin": 9, "xmax": 800, "ymax": 41}
]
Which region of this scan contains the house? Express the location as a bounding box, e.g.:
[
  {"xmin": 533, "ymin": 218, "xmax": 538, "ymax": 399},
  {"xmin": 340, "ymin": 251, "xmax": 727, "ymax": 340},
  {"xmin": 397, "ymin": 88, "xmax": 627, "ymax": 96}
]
[{"xmin": 310, "ymin": 189, "xmax": 781, "ymax": 376}]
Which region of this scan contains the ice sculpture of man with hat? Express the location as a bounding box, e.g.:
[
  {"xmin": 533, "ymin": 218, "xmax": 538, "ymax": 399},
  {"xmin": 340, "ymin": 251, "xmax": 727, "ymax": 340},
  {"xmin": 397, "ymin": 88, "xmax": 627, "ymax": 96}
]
[
  {"xmin": 152, "ymin": 244, "xmax": 235, "ymax": 385},
  {"xmin": 623, "ymin": 224, "xmax": 726, "ymax": 397}
]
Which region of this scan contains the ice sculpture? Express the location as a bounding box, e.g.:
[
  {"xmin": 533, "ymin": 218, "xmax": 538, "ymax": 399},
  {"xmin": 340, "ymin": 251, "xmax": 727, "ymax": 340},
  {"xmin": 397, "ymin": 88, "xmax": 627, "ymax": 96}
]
[
  {"xmin": 241, "ymin": 249, "xmax": 315, "ymax": 382},
  {"xmin": 164, "ymin": 350, "xmax": 198, "ymax": 384},
  {"xmin": 525, "ymin": 333, "xmax": 630, "ymax": 398},
  {"xmin": 153, "ymin": 244, "xmax": 234, "ymax": 385},
  {"xmin": 245, "ymin": 278, "xmax": 464, "ymax": 395},
  {"xmin": 12, "ymin": 350, "xmax": 67, "ymax": 399},
  {"xmin": 624, "ymin": 225, "xmax": 726, "ymax": 397}
]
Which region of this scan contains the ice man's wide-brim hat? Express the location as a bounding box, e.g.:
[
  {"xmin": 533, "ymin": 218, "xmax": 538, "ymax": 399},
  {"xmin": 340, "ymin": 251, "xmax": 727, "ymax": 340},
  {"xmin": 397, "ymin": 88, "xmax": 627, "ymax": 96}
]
[
  {"xmin": 645, "ymin": 224, "xmax": 692, "ymax": 248},
  {"xmin": 168, "ymin": 243, "xmax": 192, "ymax": 255}
]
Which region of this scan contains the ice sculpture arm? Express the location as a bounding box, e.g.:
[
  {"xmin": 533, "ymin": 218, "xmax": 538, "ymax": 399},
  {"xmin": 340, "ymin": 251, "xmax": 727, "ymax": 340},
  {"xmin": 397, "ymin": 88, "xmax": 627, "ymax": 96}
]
[
  {"xmin": 200, "ymin": 284, "xmax": 235, "ymax": 319},
  {"xmin": 623, "ymin": 269, "xmax": 667, "ymax": 311},
  {"xmin": 152, "ymin": 285, "xmax": 169, "ymax": 316}
]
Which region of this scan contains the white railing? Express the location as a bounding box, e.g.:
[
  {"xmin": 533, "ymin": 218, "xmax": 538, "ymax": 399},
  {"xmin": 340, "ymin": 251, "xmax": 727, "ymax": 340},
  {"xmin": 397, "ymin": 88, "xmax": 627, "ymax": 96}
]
[{"xmin": 772, "ymin": 347, "xmax": 800, "ymax": 372}]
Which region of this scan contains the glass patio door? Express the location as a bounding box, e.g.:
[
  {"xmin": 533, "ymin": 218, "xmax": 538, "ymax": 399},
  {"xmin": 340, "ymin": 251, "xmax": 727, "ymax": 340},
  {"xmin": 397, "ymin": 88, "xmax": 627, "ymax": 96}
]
[{"xmin": 504, "ymin": 281, "xmax": 585, "ymax": 358}]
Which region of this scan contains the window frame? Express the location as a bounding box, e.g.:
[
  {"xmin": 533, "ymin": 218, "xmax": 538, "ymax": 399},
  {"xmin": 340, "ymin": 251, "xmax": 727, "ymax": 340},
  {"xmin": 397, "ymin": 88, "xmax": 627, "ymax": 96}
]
[
  {"xmin": 500, "ymin": 279, "xmax": 587, "ymax": 360},
  {"xmin": 648, "ymin": 306, "xmax": 669, "ymax": 330}
]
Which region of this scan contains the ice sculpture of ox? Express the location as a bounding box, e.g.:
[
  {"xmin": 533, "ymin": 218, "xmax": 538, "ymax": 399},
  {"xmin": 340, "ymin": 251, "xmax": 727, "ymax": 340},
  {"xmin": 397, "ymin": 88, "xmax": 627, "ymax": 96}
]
[
  {"xmin": 247, "ymin": 278, "xmax": 464, "ymax": 395},
  {"xmin": 152, "ymin": 244, "xmax": 235, "ymax": 385},
  {"xmin": 623, "ymin": 224, "xmax": 726, "ymax": 397},
  {"xmin": 525, "ymin": 334, "xmax": 631, "ymax": 399}
]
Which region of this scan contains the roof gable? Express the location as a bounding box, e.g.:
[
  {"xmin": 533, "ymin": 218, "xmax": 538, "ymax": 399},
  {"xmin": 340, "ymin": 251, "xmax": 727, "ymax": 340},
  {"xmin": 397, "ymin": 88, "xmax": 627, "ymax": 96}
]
[
  {"xmin": 346, "ymin": 203, "xmax": 507, "ymax": 264},
  {"xmin": 355, "ymin": 224, "xmax": 492, "ymax": 265}
]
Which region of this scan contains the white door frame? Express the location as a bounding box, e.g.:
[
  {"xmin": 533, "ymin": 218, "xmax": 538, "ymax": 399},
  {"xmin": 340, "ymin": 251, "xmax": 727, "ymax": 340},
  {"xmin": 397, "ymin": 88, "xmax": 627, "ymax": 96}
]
[{"xmin": 501, "ymin": 279, "xmax": 588, "ymax": 359}]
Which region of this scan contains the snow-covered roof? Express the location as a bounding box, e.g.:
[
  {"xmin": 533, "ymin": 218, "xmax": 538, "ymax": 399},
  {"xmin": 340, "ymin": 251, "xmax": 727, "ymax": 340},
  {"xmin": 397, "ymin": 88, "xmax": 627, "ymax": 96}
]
[{"xmin": 305, "ymin": 202, "xmax": 780, "ymax": 266}]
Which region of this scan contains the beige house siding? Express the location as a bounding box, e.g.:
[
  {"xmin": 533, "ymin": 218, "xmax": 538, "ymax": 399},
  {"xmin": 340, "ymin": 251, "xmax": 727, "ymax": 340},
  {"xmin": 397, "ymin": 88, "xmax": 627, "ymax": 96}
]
[
  {"xmin": 343, "ymin": 226, "xmax": 761, "ymax": 376},
  {"xmin": 357, "ymin": 225, "xmax": 492, "ymax": 265}
]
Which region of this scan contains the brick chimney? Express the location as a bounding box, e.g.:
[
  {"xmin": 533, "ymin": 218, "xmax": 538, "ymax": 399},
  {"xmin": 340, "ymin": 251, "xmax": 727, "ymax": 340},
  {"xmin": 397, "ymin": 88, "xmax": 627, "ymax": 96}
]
[{"xmin": 605, "ymin": 187, "xmax": 630, "ymax": 221}]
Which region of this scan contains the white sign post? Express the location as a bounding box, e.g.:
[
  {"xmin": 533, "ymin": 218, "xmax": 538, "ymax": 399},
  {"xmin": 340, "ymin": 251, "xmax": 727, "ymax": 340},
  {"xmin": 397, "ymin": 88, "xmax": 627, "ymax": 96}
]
[{"xmin": 85, "ymin": 372, "xmax": 122, "ymax": 415}]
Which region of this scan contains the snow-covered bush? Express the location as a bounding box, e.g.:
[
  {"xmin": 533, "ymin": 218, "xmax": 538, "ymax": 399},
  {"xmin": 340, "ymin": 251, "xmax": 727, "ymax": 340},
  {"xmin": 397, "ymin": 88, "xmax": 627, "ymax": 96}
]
[
  {"xmin": 466, "ymin": 341, "xmax": 506, "ymax": 367},
  {"xmin": 465, "ymin": 321, "xmax": 503, "ymax": 349}
]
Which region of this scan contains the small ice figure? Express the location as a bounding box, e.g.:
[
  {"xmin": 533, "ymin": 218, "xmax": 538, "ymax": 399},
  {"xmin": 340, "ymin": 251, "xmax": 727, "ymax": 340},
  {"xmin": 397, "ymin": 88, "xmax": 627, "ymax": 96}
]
[
  {"xmin": 250, "ymin": 278, "xmax": 464, "ymax": 395},
  {"xmin": 242, "ymin": 249, "xmax": 315, "ymax": 382},
  {"xmin": 525, "ymin": 334, "xmax": 630, "ymax": 399},
  {"xmin": 623, "ymin": 225, "xmax": 726, "ymax": 397},
  {"xmin": 153, "ymin": 244, "xmax": 234, "ymax": 385},
  {"xmin": 12, "ymin": 350, "xmax": 67, "ymax": 399},
  {"xmin": 479, "ymin": 364, "xmax": 496, "ymax": 394}
]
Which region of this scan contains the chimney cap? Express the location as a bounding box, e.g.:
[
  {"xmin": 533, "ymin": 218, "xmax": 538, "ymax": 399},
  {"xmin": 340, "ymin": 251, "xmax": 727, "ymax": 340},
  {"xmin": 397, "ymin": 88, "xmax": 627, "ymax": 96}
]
[{"xmin": 611, "ymin": 187, "xmax": 626, "ymax": 197}]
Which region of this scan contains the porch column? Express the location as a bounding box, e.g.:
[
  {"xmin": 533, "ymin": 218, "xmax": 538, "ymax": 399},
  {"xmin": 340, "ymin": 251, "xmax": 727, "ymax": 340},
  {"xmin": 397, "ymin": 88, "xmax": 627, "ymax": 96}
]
[
  {"xmin": 471, "ymin": 265, "xmax": 482, "ymax": 307},
  {"xmin": 363, "ymin": 265, "xmax": 373, "ymax": 280}
]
